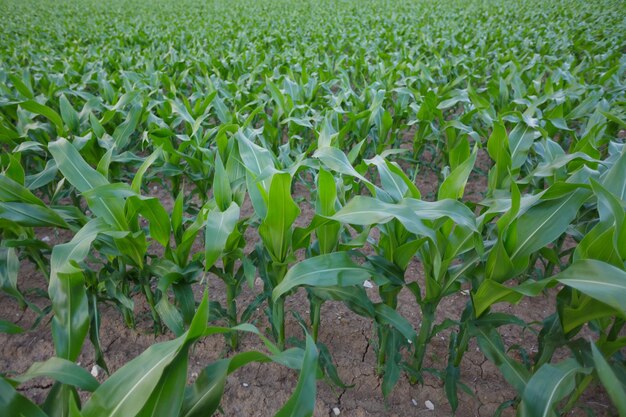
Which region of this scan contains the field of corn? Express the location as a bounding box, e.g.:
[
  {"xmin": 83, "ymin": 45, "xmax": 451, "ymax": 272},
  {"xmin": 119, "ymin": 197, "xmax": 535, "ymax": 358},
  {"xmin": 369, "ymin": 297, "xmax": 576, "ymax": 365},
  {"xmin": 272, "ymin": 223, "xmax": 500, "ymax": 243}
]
[{"xmin": 1, "ymin": 0, "xmax": 625, "ymax": 415}]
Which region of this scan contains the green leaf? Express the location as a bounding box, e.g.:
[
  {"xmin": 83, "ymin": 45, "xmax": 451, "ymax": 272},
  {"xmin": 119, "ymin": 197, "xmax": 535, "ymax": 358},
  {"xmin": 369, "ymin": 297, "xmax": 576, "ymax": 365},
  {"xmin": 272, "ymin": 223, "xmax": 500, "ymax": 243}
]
[
  {"xmin": 366, "ymin": 155, "xmax": 407, "ymax": 202},
  {"xmin": 0, "ymin": 247, "xmax": 26, "ymax": 307},
  {"xmin": 309, "ymin": 286, "xmax": 376, "ymax": 318},
  {"xmin": 315, "ymin": 168, "xmax": 340, "ymax": 254},
  {"xmin": 181, "ymin": 359, "xmax": 229, "ymax": 417},
  {"xmin": 82, "ymin": 338, "xmax": 185, "ymax": 417},
  {"xmin": 49, "ymin": 138, "xmax": 128, "ymax": 230},
  {"xmin": 213, "ymin": 152, "xmax": 232, "ymax": 211},
  {"xmin": 374, "ymin": 303, "xmax": 417, "ymax": 343},
  {"xmin": 26, "ymin": 159, "xmax": 58, "ymax": 190},
  {"xmin": 591, "ymin": 343, "xmax": 626, "ymax": 416},
  {"xmin": 332, "ymin": 196, "xmax": 476, "ymax": 237},
  {"xmin": 509, "ymin": 121, "xmax": 541, "ymax": 170},
  {"xmin": 487, "ymin": 121, "xmax": 510, "ymax": 190},
  {"xmin": 236, "ymin": 131, "xmax": 274, "ymax": 177},
  {"xmin": 473, "ymin": 325, "xmax": 529, "ymax": 394},
  {"xmin": 49, "ymin": 219, "xmax": 109, "ymax": 361},
  {"xmin": 182, "ymin": 351, "xmax": 264, "ymax": 417},
  {"xmin": 0, "ymin": 201, "xmax": 69, "ymax": 228},
  {"xmin": 205, "ymin": 203, "xmax": 240, "ymax": 270},
  {"xmin": 472, "ymin": 279, "xmax": 552, "ymax": 317},
  {"xmin": 59, "ymin": 95, "xmax": 80, "ymax": 134},
  {"xmin": 438, "ymin": 145, "xmax": 477, "ymax": 200},
  {"xmin": 274, "ymin": 334, "xmax": 319, "ymax": 417},
  {"xmin": 131, "ymin": 148, "xmax": 161, "ymax": 194},
  {"xmin": 521, "ymin": 359, "xmax": 589, "ymax": 417},
  {"xmin": 0, "ymin": 174, "xmax": 45, "ymax": 206},
  {"xmin": 20, "ymin": 100, "xmax": 63, "ymax": 134},
  {"xmin": 259, "ymin": 173, "xmax": 299, "ymax": 263},
  {"xmin": 237, "ymin": 132, "xmax": 274, "ymax": 217},
  {"xmin": 474, "ymin": 259, "xmax": 626, "ymax": 321},
  {"xmin": 155, "ymin": 298, "xmax": 185, "ymax": 337},
  {"xmin": 553, "ymin": 260, "xmax": 626, "ymax": 317},
  {"xmin": 136, "ymin": 353, "xmax": 188, "ymax": 417},
  {"xmin": 48, "ymin": 138, "xmax": 108, "ymax": 193},
  {"xmin": 0, "ymin": 377, "xmax": 48, "ymax": 417},
  {"xmin": 511, "ymin": 188, "xmax": 589, "ymax": 259},
  {"xmin": 112, "ymin": 104, "xmax": 142, "ymax": 149},
  {"xmin": 12, "ymin": 357, "xmax": 99, "ymax": 392},
  {"xmin": 83, "ymin": 294, "xmax": 210, "ymax": 417},
  {"xmin": 314, "ymin": 146, "xmax": 373, "ymax": 188},
  {"xmin": 0, "ymin": 319, "xmax": 24, "ymax": 334},
  {"xmin": 331, "ymin": 196, "xmax": 395, "ymax": 226},
  {"xmin": 273, "ymin": 252, "xmax": 375, "ymax": 301},
  {"xmin": 130, "ymin": 197, "xmax": 171, "ymax": 248}
]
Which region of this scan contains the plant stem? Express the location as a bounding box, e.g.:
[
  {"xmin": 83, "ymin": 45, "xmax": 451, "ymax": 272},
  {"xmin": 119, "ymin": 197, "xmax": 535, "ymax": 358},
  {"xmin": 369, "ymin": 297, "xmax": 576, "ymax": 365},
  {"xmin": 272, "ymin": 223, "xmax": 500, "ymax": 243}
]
[
  {"xmin": 271, "ymin": 263, "xmax": 288, "ymax": 349},
  {"xmin": 608, "ymin": 317, "xmax": 624, "ymax": 341},
  {"xmin": 412, "ymin": 303, "xmax": 436, "ymax": 377},
  {"xmin": 226, "ymin": 283, "xmax": 238, "ymax": 349},
  {"xmin": 562, "ymin": 374, "xmax": 592, "ymax": 414},
  {"xmin": 142, "ymin": 283, "xmax": 161, "ymax": 332},
  {"xmin": 375, "ymin": 285, "xmax": 400, "ymax": 374},
  {"xmin": 276, "ymin": 297, "xmax": 286, "ymax": 349},
  {"xmin": 311, "ymin": 298, "xmax": 322, "ymax": 343},
  {"xmin": 376, "ymin": 326, "xmax": 388, "ymax": 376}
]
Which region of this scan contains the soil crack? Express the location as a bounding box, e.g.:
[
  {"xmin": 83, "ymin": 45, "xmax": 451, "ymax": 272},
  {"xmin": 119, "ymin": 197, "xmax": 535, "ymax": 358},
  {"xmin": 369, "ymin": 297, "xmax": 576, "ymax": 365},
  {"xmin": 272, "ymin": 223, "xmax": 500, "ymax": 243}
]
[
  {"xmin": 361, "ymin": 329, "xmax": 370, "ymax": 362},
  {"xmin": 18, "ymin": 382, "xmax": 52, "ymax": 390}
]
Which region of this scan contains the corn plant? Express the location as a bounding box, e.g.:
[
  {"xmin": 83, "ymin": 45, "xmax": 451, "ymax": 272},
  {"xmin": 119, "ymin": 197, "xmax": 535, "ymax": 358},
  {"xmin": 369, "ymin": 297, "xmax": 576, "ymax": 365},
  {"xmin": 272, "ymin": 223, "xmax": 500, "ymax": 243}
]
[
  {"xmin": 1, "ymin": 0, "xmax": 626, "ymax": 415},
  {"xmin": 1, "ymin": 294, "xmax": 320, "ymax": 417}
]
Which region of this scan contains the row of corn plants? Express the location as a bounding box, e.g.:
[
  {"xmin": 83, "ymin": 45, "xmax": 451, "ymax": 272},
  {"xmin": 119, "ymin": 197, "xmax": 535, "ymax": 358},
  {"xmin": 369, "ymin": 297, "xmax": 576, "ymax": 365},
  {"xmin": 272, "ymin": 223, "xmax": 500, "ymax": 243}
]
[{"xmin": 1, "ymin": 0, "xmax": 625, "ymax": 415}]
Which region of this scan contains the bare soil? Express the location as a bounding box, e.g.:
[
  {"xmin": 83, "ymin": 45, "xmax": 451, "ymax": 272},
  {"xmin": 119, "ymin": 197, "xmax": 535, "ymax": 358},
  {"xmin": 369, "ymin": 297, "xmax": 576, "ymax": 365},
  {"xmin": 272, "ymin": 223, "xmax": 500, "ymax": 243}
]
[{"xmin": 0, "ymin": 165, "xmax": 616, "ymax": 417}]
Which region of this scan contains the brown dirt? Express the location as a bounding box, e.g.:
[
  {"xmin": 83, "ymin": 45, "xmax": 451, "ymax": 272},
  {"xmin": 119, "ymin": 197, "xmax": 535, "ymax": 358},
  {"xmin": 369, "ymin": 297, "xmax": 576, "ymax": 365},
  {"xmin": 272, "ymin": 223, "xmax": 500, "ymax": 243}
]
[{"xmin": 0, "ymin": 176, "xmax": 616, "ymax": 417}]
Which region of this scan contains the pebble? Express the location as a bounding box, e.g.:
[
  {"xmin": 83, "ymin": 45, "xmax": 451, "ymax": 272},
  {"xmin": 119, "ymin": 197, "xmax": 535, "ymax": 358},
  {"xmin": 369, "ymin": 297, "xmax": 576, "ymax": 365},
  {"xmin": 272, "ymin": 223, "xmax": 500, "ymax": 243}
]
[
  {"xmin": 362, "ymin": 280, "xmax": 373, "ymax": 289},
  {"xmin": 411, "ymin": 399, "xmax": 418, "ymax": 406},
  {"xmin": 90, "ymin": 365, "xmax": 100, "ymax": 378},
  {"xmin": 243, "ymin": 383, "xmax": 249, "ymax": 387},
  {"xmin": 41, "ymin": 236, "xmax": 50, "ymax": 242},
  {"xmin": 332, "ymin": 407, "xmax": 340, "ymax": 415},
  {"xmin": 425, "ymin": 400, "xmax": 435, "ymax": 411}
]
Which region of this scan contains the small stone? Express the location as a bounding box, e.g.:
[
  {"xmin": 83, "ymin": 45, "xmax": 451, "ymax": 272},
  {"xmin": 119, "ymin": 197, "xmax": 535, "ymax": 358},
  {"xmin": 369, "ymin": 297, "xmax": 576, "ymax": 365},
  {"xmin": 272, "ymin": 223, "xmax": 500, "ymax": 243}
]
[
  {"xmin": 41, "ymin": 236, "xmax": 50, "ymax": 242},
  {"xmin": 411, "ymin": 399, "xmax": 418, "ymax": 406},
  {"xmin": 191, "ymin": 372, "xmax": 198, "ymax": 379},
  {"xmin": 332, "ymin": 407, "xmax": 340, "ymax": 415},
  {"xmin": 153, "ymin": 186, "xmax": 158, "ymax": 191},
  {"xmin": 363, "ymin": 280, "xmax": 373, "ymax": 289},
  {"xmin": 425, "ymin": 400, "xmax": 435, "ymax": 411},
  {"xmin": 242, "ymin": 382, "xmax": 249, "ymax": 387},
  {"xmin": 90, "ymin": 365, "xmax": 100, "ymax": 378}
]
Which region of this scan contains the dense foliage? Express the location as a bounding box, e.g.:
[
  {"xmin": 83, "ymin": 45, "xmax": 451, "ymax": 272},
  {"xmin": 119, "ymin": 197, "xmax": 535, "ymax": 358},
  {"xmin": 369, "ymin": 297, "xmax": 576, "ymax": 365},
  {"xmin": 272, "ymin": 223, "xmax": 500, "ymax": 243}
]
[{"xmin": 1, "ymin": 0, "xmax": 625, "ymax": 415}]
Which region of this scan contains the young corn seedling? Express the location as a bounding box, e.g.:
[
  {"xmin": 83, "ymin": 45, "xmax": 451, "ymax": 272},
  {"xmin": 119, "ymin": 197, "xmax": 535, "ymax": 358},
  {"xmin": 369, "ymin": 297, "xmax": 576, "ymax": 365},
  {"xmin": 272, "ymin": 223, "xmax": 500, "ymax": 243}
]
[{"xmin": 203, "ymin": 149, "xmax": 252, "ymax": 349}]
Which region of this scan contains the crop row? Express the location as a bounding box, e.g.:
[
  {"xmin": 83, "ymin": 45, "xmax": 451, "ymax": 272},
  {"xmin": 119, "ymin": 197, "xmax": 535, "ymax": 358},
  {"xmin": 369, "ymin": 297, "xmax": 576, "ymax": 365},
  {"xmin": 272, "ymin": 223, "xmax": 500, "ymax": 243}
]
[{"xmin": 1, "ymin": 0, "xmax": 625, "ymax": 416}]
